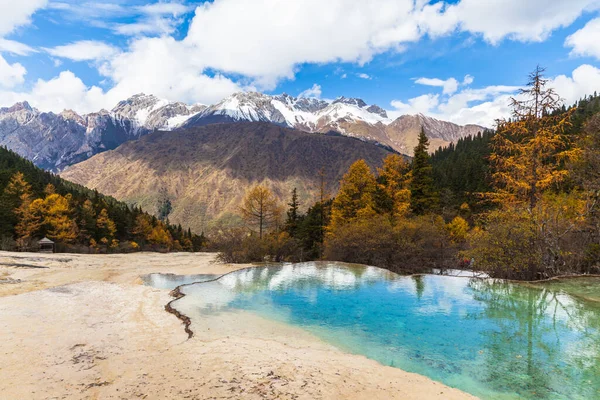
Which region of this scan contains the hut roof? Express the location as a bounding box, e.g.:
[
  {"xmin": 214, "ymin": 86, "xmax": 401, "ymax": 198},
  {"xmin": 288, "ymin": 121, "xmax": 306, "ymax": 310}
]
[{"xmin": 39, "ymin": 237, "xmax": 54, "ymax": 244}]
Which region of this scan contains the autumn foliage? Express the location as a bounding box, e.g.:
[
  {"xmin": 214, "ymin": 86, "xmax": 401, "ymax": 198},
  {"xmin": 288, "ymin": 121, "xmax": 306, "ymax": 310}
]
[{"xmin": 0, "ymin": 148, "xmax": 205, "ymax": 253}]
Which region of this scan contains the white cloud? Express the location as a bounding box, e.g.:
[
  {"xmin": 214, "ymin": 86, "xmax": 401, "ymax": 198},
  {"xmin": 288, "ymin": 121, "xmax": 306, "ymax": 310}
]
[
  {"xmin": 0, "ymin": 0, "xmax": 46, "ymax": 55},
  {"xmin": 0, "ymin": 0, "xmax": 47, "ymax": 36},
  {"xmin": 0, "ymin": 70, "xmax": 104, "ymax": 111},
  {"xmin": 113, "ymin": 17, "xmax": 182, "ymax": 36},
  {"xmin": 391, "ymin": 94, "xmax": 440, "ymax": 115},
  {"xmin": 357, "ymin": 73, "xmax": 372, "ymax": 80},
  {"xmin": 443, "ymin": 0, "xmax": 600, "ymax": 44},
  {"xmin": 49, "ymin": 1, "xmax": 192, "ymax": 37},
  {"xmin": 0, "ymin": 36, "xmax": 247, "ymax": 114},
  {"xmin": 390, "ymin": 65, "xmax": 600, "ymax": 127},
  {"xmin": 299, "ymin": 84, "xmax": 322, "ymax": 98},
  {"xmin": 44, "ymin": 40, "xmax": 119, "ymax": 61},
  {"xmin": 0, "ymin": 55, "xmax": 27, "ymax": 88},
  {"xmin": 2, "ymin": 0, "xmax": 600, "ymax": 124},
  {"xmin": 550, "ymin": 64, "xmax": 600, "ymax": 104},
  {"xmin": 415, "ymin": 77, "xmax": 459, "ymax": 95},
  {"xmin": 0, "ymin": 38, "xmax": 36, "ymax": 56},
  {"xmin": 183, "ymin": 0, "xmax": 441, "ymax": 87},
  {"xmin": 135, "ymin": 2, "xmax": 191, "ymax": 16},
  {"xmin": 100, "ymin": 36, "xmax": 246, "ymax": 107},
  {"xmin": 565, "ymin": 17, "xmax": 600, "ymax": 59}
]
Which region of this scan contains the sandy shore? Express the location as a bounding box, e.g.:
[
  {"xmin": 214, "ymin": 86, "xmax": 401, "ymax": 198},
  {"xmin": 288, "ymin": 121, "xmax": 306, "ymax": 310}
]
[{"xmin": 0, "ymin": 251, "xmax": 475, "ymax": 399}]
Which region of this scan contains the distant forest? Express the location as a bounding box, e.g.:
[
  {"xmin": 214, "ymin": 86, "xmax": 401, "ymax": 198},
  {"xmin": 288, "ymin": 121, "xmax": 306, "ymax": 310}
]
[{"xmin": 0, "ymin": 147, "xmax": 205, "ymax": 253}]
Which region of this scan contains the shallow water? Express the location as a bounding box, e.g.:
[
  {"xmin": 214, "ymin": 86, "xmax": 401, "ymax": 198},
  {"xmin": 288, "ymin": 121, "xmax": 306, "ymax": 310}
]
[
  {"xmin": 163, "ymin": 262, "xmax": 600, "ymax": 400},
  {"xmin": 141, "ymin": 273, "xmax": 218, "ymax": 290}
]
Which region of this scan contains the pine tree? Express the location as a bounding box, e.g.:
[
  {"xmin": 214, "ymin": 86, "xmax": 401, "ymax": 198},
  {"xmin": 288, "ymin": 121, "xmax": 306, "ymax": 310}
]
[
  {"xmin": 157, "ymin": 188, "xmax": 173, "ymax": 222},
  {"xmin": 330, "ymin": 159, "xmax": 377, "ymax": 229},
  {"xmin": 285, "ymin": 188, "xmax": 300, "ymax": 237},
  {"xmin": 410, "ymin": 129, "xmax": 439, "ymax": 215},
  {"xmin": 79, "ymin": 200, "xmax": 97, "ymax": 241}
]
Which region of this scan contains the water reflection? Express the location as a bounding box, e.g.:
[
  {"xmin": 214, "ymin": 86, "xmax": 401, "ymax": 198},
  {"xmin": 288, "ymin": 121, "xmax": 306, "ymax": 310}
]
[
  {"xmin": 141, "ymin": 273, "xmax": 217, "ymax": 290},
  {"xmin": 168, "ymin": 262, "xmax": 600, "ymax": 400}
]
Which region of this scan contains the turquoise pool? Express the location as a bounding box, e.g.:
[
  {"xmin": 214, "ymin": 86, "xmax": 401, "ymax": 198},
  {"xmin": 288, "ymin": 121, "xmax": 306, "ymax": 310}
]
[{"xmin": 166, "ymin": 262, "xmax": 600, "ymax": 400}]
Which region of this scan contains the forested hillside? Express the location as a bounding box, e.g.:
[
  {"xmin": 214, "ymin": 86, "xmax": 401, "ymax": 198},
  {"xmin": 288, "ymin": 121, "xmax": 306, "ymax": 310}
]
[
  {"xmin": 212, "ymin": 70, "xmax": 600, "ymax": 281},
  {"xmin": 0, "ymin": 146, "xmax": 204, "ymax": 252}
]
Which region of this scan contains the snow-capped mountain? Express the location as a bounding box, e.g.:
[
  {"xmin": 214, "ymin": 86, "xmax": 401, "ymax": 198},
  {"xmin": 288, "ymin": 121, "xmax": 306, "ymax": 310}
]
[
  {"xmin": 0, "ymin": 94, "xmax": 206, "ymax": 171},
  {"xmin": 112, "ymin": 93, "xmax": 206, "ymax": 131},
  {"xmin": 0, "ymin": 102, "xmax": 143, "ymax": 171},
  {"xmin": 181, "ymin": 92, "xmax": 391, "ymax": 133},
  {"xmin": 0, "ymin": 92, "xmax": 486, "ymax": 172}
]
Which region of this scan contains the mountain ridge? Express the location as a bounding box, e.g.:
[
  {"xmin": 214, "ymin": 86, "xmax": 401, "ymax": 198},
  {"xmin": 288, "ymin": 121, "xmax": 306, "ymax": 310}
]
[{"xmin": 1, "ymin": 92, "xmax": 485, "ymax": 172}]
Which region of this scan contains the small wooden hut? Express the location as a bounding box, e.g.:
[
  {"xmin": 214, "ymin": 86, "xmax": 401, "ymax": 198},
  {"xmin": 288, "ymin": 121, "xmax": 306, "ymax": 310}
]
[{"xmin": 39, "ymin": 237, "xmax": 55, "ymax": 253}]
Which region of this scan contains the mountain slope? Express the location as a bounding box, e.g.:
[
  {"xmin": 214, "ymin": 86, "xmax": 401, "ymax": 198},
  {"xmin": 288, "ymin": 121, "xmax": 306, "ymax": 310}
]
[
  {"xmin": 1, "ymin": 92, "xmax": 484, "ymax": 172},
  {"xmin": 0, "ymin": 146, "xmax": 201, "ymax": 252},
  {"xmin": 0, "ymin": 95, "xmax": 205, "ymax": 172},
  {"xmin": 0, "ymin": 102, "xmax": 144, "ymax": 171},
  {"xmin": 61, "ymin": 122, "xmax": 395, "ymax": 232},
  {"xmin": 180, "ymin": 92, "xmax": 482, "ymax": 154}
]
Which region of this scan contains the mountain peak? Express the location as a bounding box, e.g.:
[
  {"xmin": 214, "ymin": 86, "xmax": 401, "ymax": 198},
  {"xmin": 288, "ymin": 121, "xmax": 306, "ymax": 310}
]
[
  {"xmin": 1, "ymin": 101, "xmax": 34, "ymax": 114},
  {"xmin": 366, "ymin": 105, "xmax": 388, "ymax": 118},
  {"xmin": 332, "ymin": 96, "xmax": 368, "ymax": 108}
]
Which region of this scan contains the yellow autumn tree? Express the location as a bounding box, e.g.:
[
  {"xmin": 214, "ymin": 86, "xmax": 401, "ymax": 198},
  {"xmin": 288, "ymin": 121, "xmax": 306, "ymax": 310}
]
[
  {"xmin": 132, "ymin": 214, "xmax": 153, "ymax": 241},
  {"xmin": 468, "ymin": 67, "xmax": 588, "ymax": 279},
  {"xmin": 148, "ymin": 224, "xmax": 173, "ymax": 249},
  {"xmin": 240, "ymin": 185, "xmax": 279, "ymax": 239},
  {"xmin": 446, "ymin": 216, "xmax": 469, "ymax": 244},
  {"xmin": 4, "ymin": 173, "xmax": 41, "ymax": 243},
  {"xmin": 43, "ymin": 193, "xmax": 78, "ymax": 244},
  {"xmin": 377, "ymin": 154, "xmax": 411, "ymax": 219},
  {"xmin": 16, "ymin": 199, "xmax": 43, "ymax": 243},
  {"xmin": 96, "ymin": 208, "xmax": 117, "ymax": 243},
  {"xmin": 491, "ymin": 66, "xmax": 577, "ymax": 208},
  {"xmin": 44, "ymin": 183, "xmax": 56, "ymax": 195},
  {"xmin": 4, "ymin": 172, "xmax": 33, "ymax": 205},
  {"xmin": 330, "ymin": 159, "xmax": 377, "ymax": 230}
]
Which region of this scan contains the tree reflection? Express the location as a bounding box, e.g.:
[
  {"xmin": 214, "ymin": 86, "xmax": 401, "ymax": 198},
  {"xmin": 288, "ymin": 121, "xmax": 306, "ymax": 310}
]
[
  {"xmin": 412, "ymin": 275, "xmax": 425, "ymax": 300},
  {"xmin": 469, "ymin": 279, "xmax": 600, "ymax": 399}
]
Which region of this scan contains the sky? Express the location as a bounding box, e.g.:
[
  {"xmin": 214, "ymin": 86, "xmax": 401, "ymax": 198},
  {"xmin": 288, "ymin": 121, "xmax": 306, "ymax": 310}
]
[{"xmin": 1, "ymin": 0, "xmax": 600, "ymax": 127}]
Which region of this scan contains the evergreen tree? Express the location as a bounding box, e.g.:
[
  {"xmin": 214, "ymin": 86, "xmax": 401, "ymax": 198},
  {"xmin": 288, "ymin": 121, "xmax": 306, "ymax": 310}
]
[
  {"xmin": 285, "ymin": 188, "xmax": 301, "ymax": 237},
  {"xmin": 410, "ymin": 129, "xmax": 439, "ymax": 215},
  {"xmin": 157, "ymin": 188, "xmax": 173, "ymax": 222}
]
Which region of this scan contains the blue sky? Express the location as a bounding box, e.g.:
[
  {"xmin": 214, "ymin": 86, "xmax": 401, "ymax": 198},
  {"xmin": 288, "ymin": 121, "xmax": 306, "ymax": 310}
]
[{"xmin": 1, "ymin": 0, "xmax": 600, "ymax": 126}]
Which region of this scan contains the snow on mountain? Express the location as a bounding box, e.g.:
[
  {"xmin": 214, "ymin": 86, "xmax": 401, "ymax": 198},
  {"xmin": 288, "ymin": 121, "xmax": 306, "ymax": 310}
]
[
  {"xmin": 181, "ymin": 92, "xmax": 391, "ymax": 132},
  {"xmin": 0, "ymin": 91, "xmax": 486, "ymax": 172},
  {"xmin": 112, "ymin": 93, "xmax": 206, "ymax": 131},
  {"xmin": 0, "ymin": 102, "xmax": 144, "ymax": 171}
]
